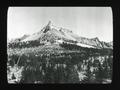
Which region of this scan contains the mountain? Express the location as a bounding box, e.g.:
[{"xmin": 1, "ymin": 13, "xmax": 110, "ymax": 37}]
[
  {"xmin": 10, "ymin": 21, "xmax": 113, "ymax": 49},
  {"xmin": 8, "ymin": 34, "xmax": 30, "ymax": 43},
  {"xmin": 101, "ymin": 41, "xmax": 113, "ymax": 49}
]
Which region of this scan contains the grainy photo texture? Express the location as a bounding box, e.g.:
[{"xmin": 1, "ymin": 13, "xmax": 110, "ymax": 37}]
[{"xmin": 7, "ymin": 7, "xmax": 113, "ymax": 84}]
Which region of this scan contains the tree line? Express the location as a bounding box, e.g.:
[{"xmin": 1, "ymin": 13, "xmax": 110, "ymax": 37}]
[
  {"xmin": 7, "ymin": 50, "xmax": 113, "ymax": 83},
  {"xmin": 8, "ymin": 40, "xmax": 44, "ymax": 49}
]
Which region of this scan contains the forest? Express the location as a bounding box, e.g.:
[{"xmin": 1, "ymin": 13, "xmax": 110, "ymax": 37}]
[{"xmin": 7, "ymin": 42, "xmax": 113, "ymax": 83}]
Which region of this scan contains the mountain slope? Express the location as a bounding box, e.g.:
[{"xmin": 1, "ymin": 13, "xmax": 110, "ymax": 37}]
[{"xmin": 11, "ymin": 21, "xmax": 113, "ymax": 49}]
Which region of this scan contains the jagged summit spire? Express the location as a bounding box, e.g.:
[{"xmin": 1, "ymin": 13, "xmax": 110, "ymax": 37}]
[
  {"xmin": 94, "ymin": 37, "xmax": 99, "ymax": 40},
  {"xmin": 47, "ymin": 21, "xmax": 52, "ymax": 26},
  {"xmin": 42, "ymin": 21, "xmax": 52, "ymax": 33}
]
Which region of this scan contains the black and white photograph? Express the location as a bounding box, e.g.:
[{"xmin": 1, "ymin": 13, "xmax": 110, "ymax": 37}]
[{"xmin": 7, "ymin": 7, "xmax": 113, "ymax": 84}]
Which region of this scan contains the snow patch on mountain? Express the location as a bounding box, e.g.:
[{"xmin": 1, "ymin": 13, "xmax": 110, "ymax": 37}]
[{"xmin": 76, "ymin": 43, "xmax": 96, "ymax": 48}]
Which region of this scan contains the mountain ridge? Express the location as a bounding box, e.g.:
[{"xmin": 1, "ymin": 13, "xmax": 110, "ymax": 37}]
[{"xmin": 8, "ymin": 21, "xmax": 113, "ymax": 49}]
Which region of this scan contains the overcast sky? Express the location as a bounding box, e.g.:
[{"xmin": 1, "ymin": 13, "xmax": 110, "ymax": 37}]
[{"xmin": 8, "ymin": 7, "xmax": 113, "ymax": 42}]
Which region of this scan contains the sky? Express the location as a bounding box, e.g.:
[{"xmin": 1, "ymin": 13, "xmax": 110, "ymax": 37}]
[{"xmin": 7, "ymin": 7, "xmax": 113, "ymax": 42}]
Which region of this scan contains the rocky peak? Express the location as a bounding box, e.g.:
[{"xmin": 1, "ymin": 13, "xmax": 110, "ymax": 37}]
[
  {"xmin": 43, "ymin": 21, "xmax": 52, "ymax": 33},
  {"xmin": 17, "ymin": 21, "xmax": 113, "ymax": 49},
  {"xmin": 59, "ymin": 28, "xmax": 73, "ymax": 34},
  {"xmin": 47, "ymin": 21, "xmax": 52, "ymax": 26},
  {"xmin": 92, "ymin": 37, "xmax": 99, "ymax": 41}
]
